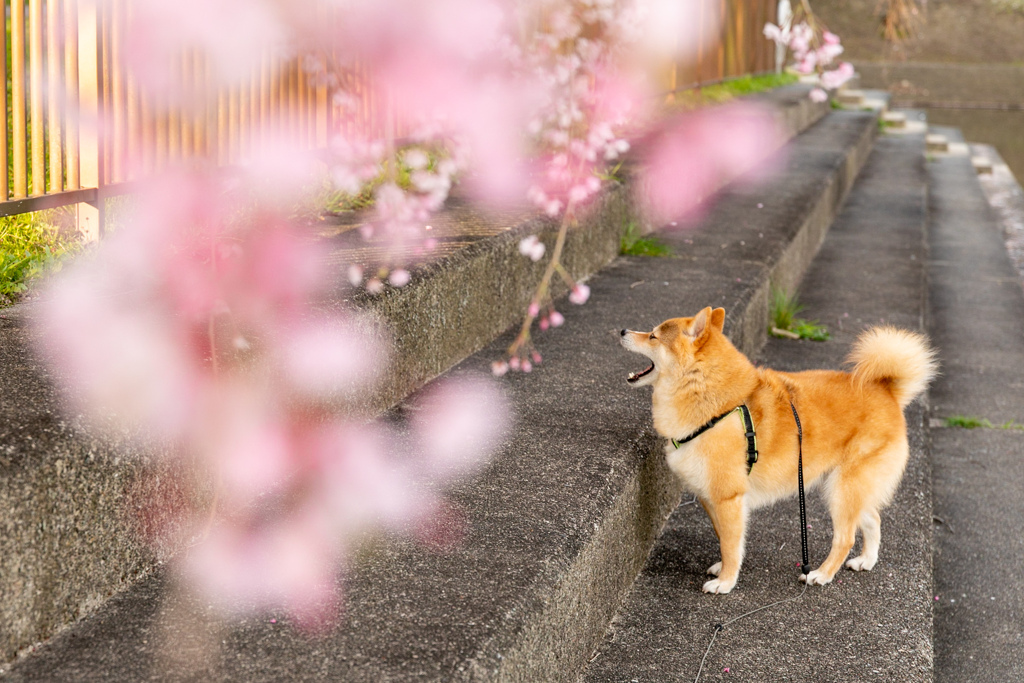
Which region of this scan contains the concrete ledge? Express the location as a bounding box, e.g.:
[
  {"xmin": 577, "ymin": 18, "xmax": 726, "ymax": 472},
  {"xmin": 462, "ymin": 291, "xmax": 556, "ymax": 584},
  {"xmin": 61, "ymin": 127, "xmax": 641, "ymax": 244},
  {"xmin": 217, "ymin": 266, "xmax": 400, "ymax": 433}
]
[
  {"xmin": 0, "ymin": 85, "xmax": 829, "ymax": 666},
  {"xmin": 3, "ymin": 103, "xmax": 880, "ymax": 680}
]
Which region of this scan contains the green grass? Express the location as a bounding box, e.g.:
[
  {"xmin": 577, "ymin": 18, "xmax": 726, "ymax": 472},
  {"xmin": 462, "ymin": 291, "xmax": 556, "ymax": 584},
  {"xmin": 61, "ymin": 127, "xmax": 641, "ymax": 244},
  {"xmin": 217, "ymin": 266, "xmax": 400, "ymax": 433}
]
[
  {"xmin": 0, "ymin": 208, "xmax": 81, "ymax": 306},
  {"xmin": 768, "ymin": 286, "xmax": 830, "ymax": 341},
  {"xmin": 319, "ymin": 145, "xmax": 449, "ymax": 217},
  {"xmin": 944, "ymin": 415, "xmax": 1024, "ymax": 431},
  {"xmin": 620, "ymin": 221, "xmax": 672, "ymax": 257},
  {"xmin": 671, "ymin": 72, "xmax": 800, "ymax": 110}
]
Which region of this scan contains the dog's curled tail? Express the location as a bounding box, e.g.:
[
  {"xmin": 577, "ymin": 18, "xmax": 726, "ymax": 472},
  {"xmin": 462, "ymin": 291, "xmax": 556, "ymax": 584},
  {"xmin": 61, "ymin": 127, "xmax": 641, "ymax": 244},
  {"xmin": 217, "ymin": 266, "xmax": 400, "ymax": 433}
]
[{"xmin": 848, "ymin": 327, "xmax": 939, "ymax": 409}]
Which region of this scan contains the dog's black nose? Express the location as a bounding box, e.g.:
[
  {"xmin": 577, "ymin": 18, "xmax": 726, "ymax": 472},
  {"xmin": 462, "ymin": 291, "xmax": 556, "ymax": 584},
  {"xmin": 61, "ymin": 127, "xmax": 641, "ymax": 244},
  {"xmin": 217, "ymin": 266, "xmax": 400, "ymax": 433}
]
[{"xmin": 620, "ymin": 329, "xmax": 627, "ymax": 336}]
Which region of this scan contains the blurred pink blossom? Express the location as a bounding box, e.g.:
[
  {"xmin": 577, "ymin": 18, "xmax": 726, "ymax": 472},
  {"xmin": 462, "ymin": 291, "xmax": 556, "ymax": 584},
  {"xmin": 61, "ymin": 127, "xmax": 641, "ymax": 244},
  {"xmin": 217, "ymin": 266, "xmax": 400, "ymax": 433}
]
[
  {"xmin": 519, "ymin": 235, "xmax": 547, "ymax": 262},
  {"xmin": 640, "ymin": 103, "xmax": 785, "ymax": 225},
  {"xmin": 569, "ymin": 283, "xmax": 591, "ymax": 305},
  {"xmin": 33, "ymin": 166, "xmax": 509, "ymax": 626},
  {"xmin": 411, "ymin": 378, "xmax": 510, "ymax": 484},
  {"xmin": 809, "ymin": 87, "xmax": 828, "ymax": 103},
  {"xmin": 821, "ymin": 62, "xmax": 855, "ymax": 90}
]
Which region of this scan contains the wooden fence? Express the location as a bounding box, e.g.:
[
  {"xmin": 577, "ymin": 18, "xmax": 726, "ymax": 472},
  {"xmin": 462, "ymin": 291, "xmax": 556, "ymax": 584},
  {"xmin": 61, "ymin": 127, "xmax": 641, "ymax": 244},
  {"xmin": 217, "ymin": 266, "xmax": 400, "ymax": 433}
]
[{"xmin": 2, "ymin": 0, "xmax": 777, "ymax": 239}]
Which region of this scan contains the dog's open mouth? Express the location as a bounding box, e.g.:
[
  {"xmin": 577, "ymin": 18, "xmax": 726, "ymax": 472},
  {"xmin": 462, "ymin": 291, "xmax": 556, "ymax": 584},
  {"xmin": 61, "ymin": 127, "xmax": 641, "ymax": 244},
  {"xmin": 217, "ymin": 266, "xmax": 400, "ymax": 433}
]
[{"xmin": 627, "ymin": 362, "xmax": 655, "ymax": 384}]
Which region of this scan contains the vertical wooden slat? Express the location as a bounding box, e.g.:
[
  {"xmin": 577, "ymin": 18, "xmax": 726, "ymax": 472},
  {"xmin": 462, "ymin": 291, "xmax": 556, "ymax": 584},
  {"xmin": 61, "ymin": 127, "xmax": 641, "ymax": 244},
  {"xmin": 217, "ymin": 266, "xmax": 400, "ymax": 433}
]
[
  {"xmin": 205, "ymin": 54, "xmax": 218, "ymax": 159},
  {"xmin": 155, "ymin": 103, "xmax": 167, "ymax": 168},
  {"xmin": 99, "ymin": 0, "xmax": 112, "ymax": 184},
  {"xmin": 258, "ymin": 53, "xmax": 269, "ymax": 150},
  {"xmin": 77, "ymin": 0, "xmax": 102, "ymax": 238},
  {"xmin": 193, "ymin": 51, "xmax": 207, "ymax": 158},
  {"xmin": 110, "ymin": 0, "xmax": 125, "ymax": 182},
  {"xmin": 12, "ymin": 0, "xmax": 28, "ymax": 198},
  {"xmin": 316, "ymin": 63, "xmax": 328, "ymax": 147},
  {"xmin": 169, "ymin": 92, "xmax": 181, "ymax": 162},
  {"xmin": 249, "ymin": 65, "xmax": 260, "ymax": 152},
  {"xmin": 227, "ymin": 85, "xmax": 238, "ymax": 163},
  {"xmin": 30, "ymin": 0, "xmax": 45, "ymax": 195},
  {"xmin": 217, "ymin": 90, "xmax": 227, "ymax": 165},
  {"xmin": 0, "ymin": 2, "xmax": 9, "ymax": 201},
  {"xmin": 46, "ymin": 0, "xmax": 64, "ymax": 193},
  {"xmin": 289, "ymin": 59, "xmax": 299, "ymax": 142},
  {"xmin": 180, "ymin": 50, "xmax": 193, "ymax": 160},
  {"xmin": 269, "ymin": 51, "xmax": 280, "ymax": 141},
  {"xmin": 167, "ymin": 45, "xmax": 180, "ymax": 162},
  {"xmin": 64, "ymin": 0, "xmax": 79, "ymax": 190},
  {"xmin": 126, "ymin": 69, "xmax": 140, "ymax": 180},
  {"xmin": 139, "ymin": 90, "xmax": 153, "ymax": 174},
  {"xmin": 239, "ymin": 76, "xmax": 250, "ymax": 160}
]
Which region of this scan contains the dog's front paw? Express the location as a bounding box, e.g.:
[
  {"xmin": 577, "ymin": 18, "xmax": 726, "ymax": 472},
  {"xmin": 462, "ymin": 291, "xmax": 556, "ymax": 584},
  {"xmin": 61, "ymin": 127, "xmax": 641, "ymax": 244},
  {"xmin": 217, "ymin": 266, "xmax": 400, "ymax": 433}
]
[
  {"xmin": 706, "ymin": 561, "xmax": 722, "ymax": 576},
  {"xmin": 845, "ymin": 555, "xmax": 877, "ymax": 572},
  {"xmin": 800, "ymin": 569, "xmax": 834, "ymax": 586},
  {"xmin": 702, "ymin": 577, "xmax": 736, "ymax": 594}
]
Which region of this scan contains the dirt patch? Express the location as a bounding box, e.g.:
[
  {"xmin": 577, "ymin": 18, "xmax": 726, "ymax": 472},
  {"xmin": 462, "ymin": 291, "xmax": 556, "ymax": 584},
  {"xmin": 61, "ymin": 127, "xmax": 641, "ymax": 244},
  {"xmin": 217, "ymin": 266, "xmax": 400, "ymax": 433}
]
[{"xmin": 813, "ymin": 0, "xmax": 1024, "ymax": 64}]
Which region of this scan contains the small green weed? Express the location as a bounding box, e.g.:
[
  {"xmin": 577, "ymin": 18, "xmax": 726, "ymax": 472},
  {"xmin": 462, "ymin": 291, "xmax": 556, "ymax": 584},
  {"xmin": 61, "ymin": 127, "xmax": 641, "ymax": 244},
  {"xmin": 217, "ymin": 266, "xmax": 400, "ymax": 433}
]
[
  {"xmin": 791, "ymin": 319, "xmax": 831, "ymax": 341},
  {"xmin": 944, "ymin": 415, "xmax": 1024, "ymax": 431},
  {"xmin": 671, "ymin": 73, "xmax": 799, "ymax": 110},
  {"xmin": 770, "ymin": 286, "xmax": 802, "ymax": 330},
  {"xmin": 0, "ymin": 208, "xmax": 81, "ymax": 306},
  {"xmin": 620, "ymin": 221, "xmax": 672, "ymax": 257},
  {"xmin": 320, "ymin": 145, "xmax": 451, "ymax": 217},
  {"xmin": 594, "ymin": 161, "xmax": 625, "ymax": 184},
  {"xmin": 769, "ymin": 286, "xmax": 830, "ymax": 341}
]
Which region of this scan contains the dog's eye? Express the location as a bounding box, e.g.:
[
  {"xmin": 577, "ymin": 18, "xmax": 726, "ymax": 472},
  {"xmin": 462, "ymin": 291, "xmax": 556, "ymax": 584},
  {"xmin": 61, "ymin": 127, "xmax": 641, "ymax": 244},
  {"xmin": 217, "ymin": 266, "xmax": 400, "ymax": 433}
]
[{"xmin": 649, "ymin": 333, "xmax": 657, "ymax": 340}]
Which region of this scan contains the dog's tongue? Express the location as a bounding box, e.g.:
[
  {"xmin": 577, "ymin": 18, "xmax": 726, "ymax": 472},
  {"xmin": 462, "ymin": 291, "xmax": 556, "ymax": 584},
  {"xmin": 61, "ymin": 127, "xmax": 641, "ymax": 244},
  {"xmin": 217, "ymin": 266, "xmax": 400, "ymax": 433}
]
[{"xmin": 627, "ymin": 362, "xmax": 655, "ymax": 383}]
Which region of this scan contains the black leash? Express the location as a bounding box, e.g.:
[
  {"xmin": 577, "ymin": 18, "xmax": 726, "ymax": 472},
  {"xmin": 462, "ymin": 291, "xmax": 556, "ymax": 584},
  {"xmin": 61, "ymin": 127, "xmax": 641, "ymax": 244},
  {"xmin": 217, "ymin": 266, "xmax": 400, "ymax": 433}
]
[{"xmin": 790, "ymin": 400, "xmax": 811, "ymax": 577}]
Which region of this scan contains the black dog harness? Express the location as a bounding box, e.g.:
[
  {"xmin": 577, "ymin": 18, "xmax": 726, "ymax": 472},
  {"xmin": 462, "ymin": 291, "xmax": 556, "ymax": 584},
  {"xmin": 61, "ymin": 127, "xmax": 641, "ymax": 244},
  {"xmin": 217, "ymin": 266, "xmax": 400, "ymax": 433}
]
[
  {"xmin": 671, "ymin": 404, "xmax": 758, "ymax": 473},
  {"xmin": 672, "ymin": 401, "xmax": 812, "ymax": 576}
]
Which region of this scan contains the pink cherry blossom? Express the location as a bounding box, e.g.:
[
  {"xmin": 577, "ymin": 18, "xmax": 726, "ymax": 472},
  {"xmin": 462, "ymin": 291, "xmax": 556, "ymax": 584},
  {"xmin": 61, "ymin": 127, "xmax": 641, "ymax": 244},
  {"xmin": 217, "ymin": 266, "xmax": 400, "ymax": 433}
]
[
  {"xmin": 640, "ymin": 102, "xmax": 784, "ymax": 224},
  {"xmin": 411, "ymin": 378, "xmax": 509, "ymax": 484},
  {"xmin": 809, "ymin": 87, "xmax": 828, "ymax": 103},
  {"xmin": 569, "ymin": 283, "xmax": 591, "ymax": 305},
  {"xmin": 519, "ymin": 235, "xmax": 547, "ymax": 262},
  {"xmin": 549, "ymin": 310, "xmax": 565, "ymax": 327},
  {"xmin": 821, "ymin": 62, "xmax": 855, "ymax": 90},
  {"xmin": 763, "ymin": 22, "xmax": 790, "ymax": 45},
  {"xmin": 389, "ymin": 269, "xmax": 412, "ymax": 288}
]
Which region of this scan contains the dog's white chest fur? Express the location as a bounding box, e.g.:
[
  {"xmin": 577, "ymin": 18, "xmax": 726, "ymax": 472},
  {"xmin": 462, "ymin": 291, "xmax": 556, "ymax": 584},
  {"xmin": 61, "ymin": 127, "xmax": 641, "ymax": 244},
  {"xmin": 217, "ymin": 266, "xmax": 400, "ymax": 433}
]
[{"xmin": 665, "ymin": 440, "xmax": 712, "ymax": 499}]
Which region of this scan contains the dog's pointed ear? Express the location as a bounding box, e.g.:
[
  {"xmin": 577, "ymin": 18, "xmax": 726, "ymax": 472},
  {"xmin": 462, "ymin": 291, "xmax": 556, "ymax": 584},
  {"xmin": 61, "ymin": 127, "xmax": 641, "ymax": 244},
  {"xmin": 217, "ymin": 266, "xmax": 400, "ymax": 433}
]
[
  {"xmin": 710, "ymin": 307, "xmax": 726, "ymax": 332},
  {"xmin": 691, "ymin": 306, "xmax": 713, "ymax": 340}
]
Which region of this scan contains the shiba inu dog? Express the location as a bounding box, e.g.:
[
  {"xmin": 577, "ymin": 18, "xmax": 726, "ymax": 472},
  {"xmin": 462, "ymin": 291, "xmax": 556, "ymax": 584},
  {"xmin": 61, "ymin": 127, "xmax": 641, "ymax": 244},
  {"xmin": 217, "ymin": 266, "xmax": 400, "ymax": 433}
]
[{"xmin": 620, "ymin": 306, "xmax": 937, "ymax": 593}]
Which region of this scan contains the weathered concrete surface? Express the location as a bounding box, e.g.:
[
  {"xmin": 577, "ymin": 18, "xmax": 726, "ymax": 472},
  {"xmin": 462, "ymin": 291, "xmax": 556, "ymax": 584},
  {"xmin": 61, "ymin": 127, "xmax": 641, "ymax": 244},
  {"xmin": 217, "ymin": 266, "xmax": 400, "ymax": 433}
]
[
  {"xmin": 927, "ymin": 127, "xmax": 1024, "ymax": 682},
  {"xmin": 583, "ymin": 131, "xmax": 934, "ymax": 682},
  {"xmin": 855, "ymin": 62, "xmax": 1024, "ymax": 109},
  {"xmin": 0, "ymin": 86, "xmax": 830, "ymax": 666},
  {"xmin": 2, "ymin": 106, "xmax": 879, "ymax": 680},
  {"xmin": 0, "ymin": 315, "xmax": 206, "ymax": 667}
]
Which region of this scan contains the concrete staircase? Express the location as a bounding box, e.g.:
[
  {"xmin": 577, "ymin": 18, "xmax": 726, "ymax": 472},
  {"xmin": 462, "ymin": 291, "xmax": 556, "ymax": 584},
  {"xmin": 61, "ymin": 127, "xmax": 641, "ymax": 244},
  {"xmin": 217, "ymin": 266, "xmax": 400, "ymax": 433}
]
[{"xmin": 7, "ymin": 85, "xmax": 1021, "ymax": 682}]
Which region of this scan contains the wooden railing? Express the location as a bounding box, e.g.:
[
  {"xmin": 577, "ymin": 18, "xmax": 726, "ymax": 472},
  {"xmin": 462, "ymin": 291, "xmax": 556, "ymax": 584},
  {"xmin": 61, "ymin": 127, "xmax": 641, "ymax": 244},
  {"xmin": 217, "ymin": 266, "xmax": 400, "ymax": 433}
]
[{"xmin": 3, "ymin": 0, "xmax": 777, "ymax": 238}]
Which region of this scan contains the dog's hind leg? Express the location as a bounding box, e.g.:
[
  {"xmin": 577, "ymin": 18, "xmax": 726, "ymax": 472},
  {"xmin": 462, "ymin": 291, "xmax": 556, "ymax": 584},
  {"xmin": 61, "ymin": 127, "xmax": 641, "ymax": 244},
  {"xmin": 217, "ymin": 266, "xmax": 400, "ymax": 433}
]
[
  {"xmin": 702, "ymin": 495, "xmax": 747, "ymax": 594},
  {"xmin": 846, "ymin": 509, "xmax": 881, "ymax": 572}
]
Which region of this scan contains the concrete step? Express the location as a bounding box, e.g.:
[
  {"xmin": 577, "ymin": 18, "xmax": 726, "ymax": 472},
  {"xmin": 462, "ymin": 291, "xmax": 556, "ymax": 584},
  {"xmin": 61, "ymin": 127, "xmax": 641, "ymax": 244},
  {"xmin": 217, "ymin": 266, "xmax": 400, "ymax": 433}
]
[
  {"xmin": 582, "ymin": 126, "xmax": 933, "ymax": 682},
  {"xmin": 0, "ymin": 84, "xmax": 830, "ymax": 668},
  {"xmin": 926, "ymin": 128, "xmax": 1024, "ymax": 682},
  {"xmin": 1, "ymin": 103, "xmax": 880, "ymax": 680}
]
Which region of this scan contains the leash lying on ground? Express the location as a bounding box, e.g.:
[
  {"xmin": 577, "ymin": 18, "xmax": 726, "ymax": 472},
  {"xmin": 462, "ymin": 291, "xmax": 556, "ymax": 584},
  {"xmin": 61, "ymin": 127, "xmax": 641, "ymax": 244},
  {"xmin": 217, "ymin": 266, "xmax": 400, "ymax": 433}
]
[{"xmin": 692, "ymin": 399, "xmax": 813, "ymax": 683}]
